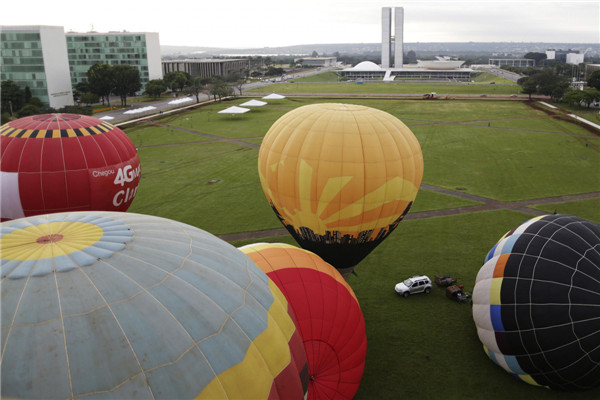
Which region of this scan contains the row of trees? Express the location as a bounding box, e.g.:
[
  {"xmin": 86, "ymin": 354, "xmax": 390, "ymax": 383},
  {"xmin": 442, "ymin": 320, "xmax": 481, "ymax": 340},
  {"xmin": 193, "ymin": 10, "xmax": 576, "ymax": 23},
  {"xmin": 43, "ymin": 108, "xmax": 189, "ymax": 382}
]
[
  {"xmin": 75, "ymin": 63, "xmax": 142, "ymax": 107},
  {"xmin": 517, "ymin": 68, "xmax": 600, "ymax": 108},
  {"xmin": 144, "ymin": 71, "xmax": 246, "ymax": 103},
  {"xmin": 1, "ymin": 80, "xmax": 93, "ymax": 124},
  {"xmin": 561, "ymin": 70, "xmax": 600, "ymax": 108}
]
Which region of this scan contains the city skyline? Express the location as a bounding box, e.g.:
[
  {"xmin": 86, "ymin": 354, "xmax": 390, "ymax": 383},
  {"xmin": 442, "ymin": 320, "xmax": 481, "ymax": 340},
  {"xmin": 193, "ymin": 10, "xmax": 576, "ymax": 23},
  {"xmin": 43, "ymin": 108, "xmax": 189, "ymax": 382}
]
[{"xmin": 1, "ymin": 0, "xmax": 598, "ymax": 48}]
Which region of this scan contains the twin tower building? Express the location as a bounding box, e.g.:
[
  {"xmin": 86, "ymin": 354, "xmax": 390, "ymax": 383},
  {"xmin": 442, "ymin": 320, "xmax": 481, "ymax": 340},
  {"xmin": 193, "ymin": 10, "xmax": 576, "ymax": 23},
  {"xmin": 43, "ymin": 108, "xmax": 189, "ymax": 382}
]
[{"xmin": 381, "ymin": 7, "xmax": 404, "ymax": 69}]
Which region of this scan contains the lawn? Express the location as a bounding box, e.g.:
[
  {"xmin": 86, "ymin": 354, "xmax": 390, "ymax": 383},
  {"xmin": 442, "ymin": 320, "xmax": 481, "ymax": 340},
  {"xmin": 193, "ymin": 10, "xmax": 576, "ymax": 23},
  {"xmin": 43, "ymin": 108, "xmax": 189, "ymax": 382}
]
[
  {"xmin": 229, "ymin": 210, "xmax": 600, "ymax": 400},
  {"xmin": 540, "ymin": 100, "xmax": 600, "ymax": 125},
  {"xmin": 249, "ymin": 82, "xmax": 521, "ymax": 95},
  {"xmin": 530, "ymin": 197, "xmax": 600, "ymax": 224},
  {"xmin": 123, "ymin": 97, "xmax": 600, "ymax": 399},
  {"xmin": 292, "ymin": 71, "xmax": 342, "ymax": 82},
  {"xmin": 471, "ymin": 71, "xmax": 515, "ymax": 84}
]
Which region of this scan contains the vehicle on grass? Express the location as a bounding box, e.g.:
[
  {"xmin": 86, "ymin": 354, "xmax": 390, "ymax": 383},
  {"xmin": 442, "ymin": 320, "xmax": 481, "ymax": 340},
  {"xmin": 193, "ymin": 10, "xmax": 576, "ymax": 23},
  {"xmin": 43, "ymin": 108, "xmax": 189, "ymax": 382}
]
[
  {"xmin": 446, "ymin": 285, "xmax": 472, "ymax": 304},
  {"xmin": 434, "ymin": 275, "xmax": 457, "ymax": 287},
  {"xmin": 395, "ymin": 275, "xmax": 432, "ymax": 297}
]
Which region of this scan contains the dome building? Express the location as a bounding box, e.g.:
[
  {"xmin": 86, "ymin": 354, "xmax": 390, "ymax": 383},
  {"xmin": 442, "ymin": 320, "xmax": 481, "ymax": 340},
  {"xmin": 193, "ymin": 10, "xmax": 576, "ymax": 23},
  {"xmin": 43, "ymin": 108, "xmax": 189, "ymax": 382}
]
[{"xmin": 338, "ymin": 8, "xmax": 474, "ymax": 82}]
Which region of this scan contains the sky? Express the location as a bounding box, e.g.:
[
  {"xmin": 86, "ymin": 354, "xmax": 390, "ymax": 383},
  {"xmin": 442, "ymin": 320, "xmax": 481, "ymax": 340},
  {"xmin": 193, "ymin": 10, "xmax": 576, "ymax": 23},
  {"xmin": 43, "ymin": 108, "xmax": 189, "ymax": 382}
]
[{"xmin": 1, "ymin": 0, "xmax": 598, "ymax": 48}]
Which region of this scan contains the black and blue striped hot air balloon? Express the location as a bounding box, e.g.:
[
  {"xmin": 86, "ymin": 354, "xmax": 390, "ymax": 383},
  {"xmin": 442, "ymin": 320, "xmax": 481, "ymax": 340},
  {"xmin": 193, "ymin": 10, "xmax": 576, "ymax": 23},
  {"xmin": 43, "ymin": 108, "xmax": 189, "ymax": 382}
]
[{"xmin": 473, "ymin": 214, "xmax": 600, "ymax": 390}]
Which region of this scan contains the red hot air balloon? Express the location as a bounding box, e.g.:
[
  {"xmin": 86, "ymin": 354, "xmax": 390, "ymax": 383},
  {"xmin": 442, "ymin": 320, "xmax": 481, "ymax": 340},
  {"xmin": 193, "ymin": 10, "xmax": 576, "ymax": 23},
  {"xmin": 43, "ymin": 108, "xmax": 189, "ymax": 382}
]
[
  {"xmin": 240, "ymin": 243, "xmax": 367, "ymax": 400},
  {"xmin": 0, "ymin": 114, "xmax": 140, "ymax": 221}
]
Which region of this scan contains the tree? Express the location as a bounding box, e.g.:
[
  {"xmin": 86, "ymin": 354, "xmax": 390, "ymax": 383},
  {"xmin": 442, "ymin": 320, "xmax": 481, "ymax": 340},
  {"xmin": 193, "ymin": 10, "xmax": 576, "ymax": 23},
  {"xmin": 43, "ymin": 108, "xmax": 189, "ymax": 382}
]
[
  {"xmin": 581, "ymin": 88, "xmax": 600, "ymax": 108},
  {"xmin": 224, "ymin": 73, "xmax": 245, "ymax": 96},
  {"xmin": 207, "ymin": 77, "xmax": 231, "ymax": 102},
  {"xmin": 311, "ymin": 51, "xmax": 319, "ymax": 57},
  {"xmin": 266, "ymin": 66, "xmax": 284, "ymax": 76},
  {"xmin": 519, "ymin": 77, "xmax": 537, "ymax": 100},
  {"xmin": 81, "ymin": 93, "xmax": 100, "ymax": 106},
  {"xmin": 562, "ymin": 90, "xmax": 585, "ymax": 107},
  {"xmin": 184, "ymin": 77, "xmax": 205, "ymax": 102},
  {"xmin": 1, "ymin": 80, "xmax": 25, "ymax": 116},
  {"xmin": 24, "ymin": 86, "xmax": 32, "ymax": 104},
  {"xmin": 587, "ymin": 70, "xmax": 600, "ymax": 91},
  {"xmin": 16, "ymin": 104, "xmax": 40, "ymax": 118},
  {"xmin": 517, "ymin": 69, "xmax": 570, "ymax": 100},
  {"xmin": 27, "ymin": 97, "xmax": 44, "ymax": 109},
  {"xmin": 87, "ymin": 63, "xmax": 115, "ymax": 106},
  {"xmin": 145, "ymin": 79, "xmax": 167, "ymax": 99},
  {"xmin": 112, "ymin": 64, "xmax": 142, "ymax": 106},
  {"xmin": 163, "ymin": 71, "xmax": 190, "ymax": 95},
  {"xmin": 523, "ymin": 52, "xmax": 547, "ymax": 65},
  {"xmin": 406, "ymin": 50, "xmax": 417, "ymax": 64}
]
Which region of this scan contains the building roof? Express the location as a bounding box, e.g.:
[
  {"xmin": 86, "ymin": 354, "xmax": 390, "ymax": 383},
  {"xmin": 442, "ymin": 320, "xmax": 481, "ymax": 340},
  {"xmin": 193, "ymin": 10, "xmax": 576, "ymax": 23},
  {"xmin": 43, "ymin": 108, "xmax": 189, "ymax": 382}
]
[{"xmin": 351, "ymin": 61, "xmax": 382, "ymax": 70}]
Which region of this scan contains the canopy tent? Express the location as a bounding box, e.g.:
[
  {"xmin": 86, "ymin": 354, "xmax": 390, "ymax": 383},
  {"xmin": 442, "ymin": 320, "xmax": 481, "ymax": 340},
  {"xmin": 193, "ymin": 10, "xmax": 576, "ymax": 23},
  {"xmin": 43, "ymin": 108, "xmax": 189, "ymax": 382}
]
[
  {"xmin": 218, "ymin": 106, "xmax": 251, "ymax": 114},
  {"xmin": 240, "ymin": 100, "xmax": 268, "ymax": 107},
  {"xmin": 262, "ymin": 93, "xmax": 286, "ymax": 100}
]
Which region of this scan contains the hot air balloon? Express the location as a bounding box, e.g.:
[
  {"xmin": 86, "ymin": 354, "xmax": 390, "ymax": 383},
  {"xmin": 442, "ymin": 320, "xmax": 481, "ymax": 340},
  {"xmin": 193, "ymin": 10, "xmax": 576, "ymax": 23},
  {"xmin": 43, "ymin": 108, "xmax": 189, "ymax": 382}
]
[
  {"xmin": 472, "ymin": 214, "xmax": 600, "ymax": 390},
  {"xmin": 1, "ymin": 212, "xmax": 308, "ymax": 399},
  {"xmin": 258, "ymin": 103, "xmax": 423, "ymax": 276},
  {"xmin": 0, "ymin": 114, "xmax": 140, "ymax": 221},
  {"xmin": 240, "ymin": 243, "xmax": 367, "ymax": 400}
]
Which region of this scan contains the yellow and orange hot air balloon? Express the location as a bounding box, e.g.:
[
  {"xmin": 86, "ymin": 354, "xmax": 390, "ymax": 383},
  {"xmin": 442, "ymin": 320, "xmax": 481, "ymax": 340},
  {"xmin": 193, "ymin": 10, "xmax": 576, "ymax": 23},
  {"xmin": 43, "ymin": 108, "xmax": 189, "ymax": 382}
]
[{"xmin": 258, "ymin": 103, "xmax": 423, "ymax": 275}]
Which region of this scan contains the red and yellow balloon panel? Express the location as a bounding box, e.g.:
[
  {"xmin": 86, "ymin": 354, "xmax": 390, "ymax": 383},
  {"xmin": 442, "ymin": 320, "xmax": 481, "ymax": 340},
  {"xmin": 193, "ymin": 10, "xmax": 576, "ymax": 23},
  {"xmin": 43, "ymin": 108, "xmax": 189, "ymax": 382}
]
[
  {"xmin": 240, "ymin": 243, "xmax": 367, "ymax": 400},
  {"xmin": 0, "ymin": 114, "xmax": 140, "ymax": 221}
]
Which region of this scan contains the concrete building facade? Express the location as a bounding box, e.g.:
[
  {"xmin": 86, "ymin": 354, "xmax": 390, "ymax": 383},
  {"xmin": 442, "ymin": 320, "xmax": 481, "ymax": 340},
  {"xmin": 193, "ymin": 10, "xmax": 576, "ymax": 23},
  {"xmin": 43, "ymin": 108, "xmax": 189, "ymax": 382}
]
[
  {"xmin": 394, "ymin": 7, "xmax": 404, "ymax": 69},
  {"xmin": 161, "ymin": 59, "xmax": 249, "ymax": 79},
  {"xmin": 1, "ymin": 25, "xmax": 73, "ymax": 109},
  {"xmin": 381, "ymin": 8, "xmax": 392, "ymax": 68},
  {"xmin": 566, "ymin": 53, "xmax": 584, "ymax": 65},
  {"xmin": 585, "ymin": 64, "xmax": 600, "ymax": 79},
  {"xmin": 296, "ymin": 57, "xmax": 337, "ymax": 67},
  {"xmin": 66, "ymin": 31, "xmax": 162, "ymax": 91},
  {"xmin": 489, "ymin": 58, "xmax": 535, "ymax": 67},
  {"xmin": 381, "ymin": 7, "xmax": 404, "ymax": 68}
]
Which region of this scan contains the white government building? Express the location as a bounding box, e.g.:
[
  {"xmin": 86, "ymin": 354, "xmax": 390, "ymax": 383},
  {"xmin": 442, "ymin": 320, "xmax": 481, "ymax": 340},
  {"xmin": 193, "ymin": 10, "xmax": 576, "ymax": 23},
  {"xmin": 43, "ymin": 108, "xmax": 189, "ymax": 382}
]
[{"xmin": 338, "ymin": 7, "xmax": 474, "ymax": 81}]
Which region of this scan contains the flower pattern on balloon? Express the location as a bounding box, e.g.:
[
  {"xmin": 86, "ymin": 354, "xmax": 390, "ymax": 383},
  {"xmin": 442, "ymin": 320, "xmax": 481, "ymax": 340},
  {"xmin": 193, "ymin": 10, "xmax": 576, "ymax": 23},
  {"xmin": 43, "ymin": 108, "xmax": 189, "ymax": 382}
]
[{"xmin": 1, "ymin": 214, "xmax": 132, "ymax": 279}]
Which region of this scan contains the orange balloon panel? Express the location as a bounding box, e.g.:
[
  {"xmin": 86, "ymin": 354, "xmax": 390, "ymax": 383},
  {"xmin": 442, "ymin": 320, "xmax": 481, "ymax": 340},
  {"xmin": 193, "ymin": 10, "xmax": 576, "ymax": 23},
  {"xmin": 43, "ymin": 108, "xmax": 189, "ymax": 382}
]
[{"xmin": 258, "ymin": 103, "xmax": 423, "ymax": 270}]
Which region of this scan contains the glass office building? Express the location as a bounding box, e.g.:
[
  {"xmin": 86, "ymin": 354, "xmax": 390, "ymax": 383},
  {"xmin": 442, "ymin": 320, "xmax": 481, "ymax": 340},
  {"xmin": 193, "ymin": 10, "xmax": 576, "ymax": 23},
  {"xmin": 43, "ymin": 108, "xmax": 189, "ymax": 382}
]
[
  {"xmin": 1, "ymin": 26, "xmax": 73, "ymax": 109},
  {"xmin": 66, "ymin": 32, "xmax": 162, "ymax": 92}
]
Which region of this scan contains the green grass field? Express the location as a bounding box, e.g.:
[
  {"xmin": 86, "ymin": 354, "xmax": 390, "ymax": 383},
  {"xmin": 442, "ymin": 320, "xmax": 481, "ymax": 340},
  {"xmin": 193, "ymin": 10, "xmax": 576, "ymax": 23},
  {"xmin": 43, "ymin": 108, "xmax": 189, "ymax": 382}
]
[
  {"xmin": 125, "ymin": 97, "xmax": 600, "ymax": 399},
  {"xmin": 471, "ymin": 71, "xmax": 515, "ymax": 84},
  {"xmin": 250, "ymin": 82, "xmax": 521, "ymax": 95}
]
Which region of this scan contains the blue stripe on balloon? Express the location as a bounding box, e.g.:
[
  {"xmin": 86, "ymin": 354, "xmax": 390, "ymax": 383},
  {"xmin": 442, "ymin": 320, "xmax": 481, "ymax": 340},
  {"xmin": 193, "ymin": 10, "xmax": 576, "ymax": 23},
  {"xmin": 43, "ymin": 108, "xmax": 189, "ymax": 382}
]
[
  {"xmin": 499, "ymin": 233, "xmax": 520, "ymax": 255},
  {"xmin": 490, "ymin": 305, "xmax": 505, "ymax": 331},
  {"xmin": 504, "ymin": 355, "xmax": 526, "ymax": 375},
  {"xmin": 487, "ymin": 348, "xmax": 499, "ymax": 365},
  {"xmin": 485, "ymin": 243, "xmax": 498, "ymax": 262}
]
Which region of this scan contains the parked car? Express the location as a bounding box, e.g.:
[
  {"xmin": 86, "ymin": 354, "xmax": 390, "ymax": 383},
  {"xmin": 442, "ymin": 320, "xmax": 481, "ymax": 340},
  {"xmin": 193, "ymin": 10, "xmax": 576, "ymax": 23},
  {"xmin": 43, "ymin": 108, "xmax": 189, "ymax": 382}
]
[{"xmin": 395, "ymin": 275, "xmax": 432, "ymax": 297}]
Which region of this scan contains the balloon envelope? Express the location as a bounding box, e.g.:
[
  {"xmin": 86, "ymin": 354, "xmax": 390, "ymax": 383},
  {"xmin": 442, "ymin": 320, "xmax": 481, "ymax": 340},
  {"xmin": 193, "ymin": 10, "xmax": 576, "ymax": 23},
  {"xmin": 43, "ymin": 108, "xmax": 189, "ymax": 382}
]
[
  {"xmin": 1, "ymin": 212, "xmax": 308, "ymax": 399},
  {"xmin": 240, "ymin": 243, "xmax": 367, "ymax": 400},
  {"xmin": 258, "ymin": 103, "xmax": 423, "ymax": 275},
  {"xmin": 1, "ymin": 114, "xmax": 140, "ymax": 221},
  {"xmin": 473, "ymin": 214, "xmax": 600, "ymax": 390}
]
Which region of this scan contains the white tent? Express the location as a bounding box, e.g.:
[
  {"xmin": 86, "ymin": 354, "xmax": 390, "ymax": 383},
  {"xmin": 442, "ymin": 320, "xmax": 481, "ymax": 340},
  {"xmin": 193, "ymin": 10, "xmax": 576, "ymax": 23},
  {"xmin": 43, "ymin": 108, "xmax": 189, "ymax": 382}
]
[
  {"xmin": 262, "ymin": 93, "xmax": 286, "ymax": 100},
  {"xmin": 218, "ymin": 106, "xmax": 251, "ymax": 114},
  {"xmin": 240, "ymin": 100, "xmax": 267, "ymax": 107}
]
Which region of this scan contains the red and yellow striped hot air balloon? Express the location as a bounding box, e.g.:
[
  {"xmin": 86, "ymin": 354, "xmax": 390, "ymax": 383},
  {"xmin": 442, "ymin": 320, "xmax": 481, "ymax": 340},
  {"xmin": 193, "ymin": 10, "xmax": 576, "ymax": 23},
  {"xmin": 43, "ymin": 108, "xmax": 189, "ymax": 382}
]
[
  {"xmin": 258, "ymin": 103, "xmax": 423, "ymax": 276},
  {"xmin": 240, "ymin": 243, "xmax": 367, "ymax": 400},
  {"xmin": 0, "ymin": 113, "xmax": 140, "ymax": 221}
]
